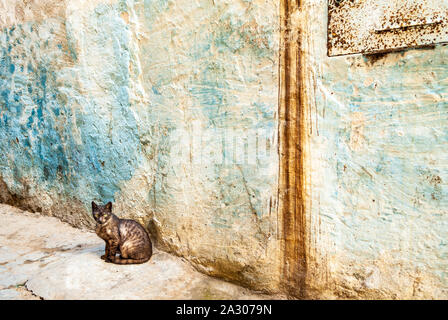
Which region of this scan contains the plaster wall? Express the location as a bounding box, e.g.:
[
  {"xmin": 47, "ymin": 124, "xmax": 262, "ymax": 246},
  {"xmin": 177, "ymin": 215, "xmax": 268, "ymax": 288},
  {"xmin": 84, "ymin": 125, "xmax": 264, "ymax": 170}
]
[
  {"xmin": 300, "ymin": 0, "xmax": 448, "ymax": 299},
  {"xmin": 0, "ymin": 0, "xmax": 282, "ymax": 291}
]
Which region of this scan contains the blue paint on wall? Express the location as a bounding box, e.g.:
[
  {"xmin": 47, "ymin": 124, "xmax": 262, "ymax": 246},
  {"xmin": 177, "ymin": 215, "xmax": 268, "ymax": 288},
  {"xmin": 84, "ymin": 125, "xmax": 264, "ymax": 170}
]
[{"xmin": 0, "ymin": 5, "xmax": 142, "ymax": 207}]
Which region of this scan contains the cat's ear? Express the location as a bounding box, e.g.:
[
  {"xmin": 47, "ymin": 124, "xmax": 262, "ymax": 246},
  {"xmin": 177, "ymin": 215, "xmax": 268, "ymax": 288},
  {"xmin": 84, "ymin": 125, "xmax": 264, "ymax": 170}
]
[
  {"xmin": 105, "ymin": 202, "xmax": 112, "ymax": 212},
  {"xmin": 91, "ymin": 201, "xmax": 98, "ymax": 211}
]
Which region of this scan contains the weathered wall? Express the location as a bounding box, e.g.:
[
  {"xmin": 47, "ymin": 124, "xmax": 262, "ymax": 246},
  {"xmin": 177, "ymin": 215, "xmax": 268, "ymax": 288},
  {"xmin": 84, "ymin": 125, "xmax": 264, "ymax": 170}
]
[
  {"xmin": 299, "ymin": 0, "xmax": 448, "ymax": 299},
  {"xmin": 0, "ymin": 0, "xmax": 282, "ymax": 292},
  {"xmin": 129, "ymin": 0, "xmax": 281, "ymax": 290},
  {"xmin": 3, "ymin": 0, "xmax": 448, "ymax": 299}
]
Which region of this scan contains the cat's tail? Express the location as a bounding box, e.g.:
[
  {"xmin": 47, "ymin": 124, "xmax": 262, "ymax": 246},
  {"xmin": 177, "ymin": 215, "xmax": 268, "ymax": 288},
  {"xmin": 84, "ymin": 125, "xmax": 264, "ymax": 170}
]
[{"xmin": 110, "ymin": 255, "xmax": 151, "ymax": 265}]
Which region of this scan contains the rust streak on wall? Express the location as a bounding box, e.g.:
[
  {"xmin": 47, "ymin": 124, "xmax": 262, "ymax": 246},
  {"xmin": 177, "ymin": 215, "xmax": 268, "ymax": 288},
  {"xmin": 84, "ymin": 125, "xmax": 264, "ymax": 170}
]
[{"xmin": 278, "ymin": 0, "xmax": 307, "ymax": 298}]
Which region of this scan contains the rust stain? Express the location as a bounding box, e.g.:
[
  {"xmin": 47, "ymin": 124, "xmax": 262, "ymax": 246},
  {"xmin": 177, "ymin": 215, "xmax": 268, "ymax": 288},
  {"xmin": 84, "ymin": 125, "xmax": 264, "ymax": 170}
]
[
  {"xmin": 327, "ymin": 0, "xmax": 448, "ymax": 56},
  {"xmin": 278, "ymin": 0, "xmax": 307, "ymax": 298}
]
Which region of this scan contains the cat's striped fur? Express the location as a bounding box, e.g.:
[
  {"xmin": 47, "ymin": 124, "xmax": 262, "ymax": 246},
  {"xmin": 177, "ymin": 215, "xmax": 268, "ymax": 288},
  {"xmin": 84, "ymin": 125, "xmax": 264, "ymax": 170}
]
[{"xmin": 92, "ymin": 201, "xmax": 152, "ymax": 265}]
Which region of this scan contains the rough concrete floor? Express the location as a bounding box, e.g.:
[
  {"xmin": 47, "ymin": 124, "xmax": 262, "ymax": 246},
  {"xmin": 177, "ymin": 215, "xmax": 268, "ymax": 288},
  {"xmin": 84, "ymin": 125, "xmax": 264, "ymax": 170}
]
[{"xmin": 0, "ymin": 204, "xmax": 284, "ymax": 300}]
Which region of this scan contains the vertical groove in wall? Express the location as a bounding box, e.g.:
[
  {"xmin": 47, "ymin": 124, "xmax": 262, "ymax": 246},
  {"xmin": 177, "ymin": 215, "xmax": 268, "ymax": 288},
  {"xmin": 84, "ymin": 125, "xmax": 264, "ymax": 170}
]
[{"xmin": 278, "ymin": 0, "xmax": 307, "ymax": 298}]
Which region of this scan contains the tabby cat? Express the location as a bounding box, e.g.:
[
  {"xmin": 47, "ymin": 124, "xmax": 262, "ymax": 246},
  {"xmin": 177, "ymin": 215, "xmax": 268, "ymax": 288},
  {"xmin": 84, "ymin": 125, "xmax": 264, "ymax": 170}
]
[{"xmin": 91, "ymin": 201, "xmax": 152, "ymax": 264}]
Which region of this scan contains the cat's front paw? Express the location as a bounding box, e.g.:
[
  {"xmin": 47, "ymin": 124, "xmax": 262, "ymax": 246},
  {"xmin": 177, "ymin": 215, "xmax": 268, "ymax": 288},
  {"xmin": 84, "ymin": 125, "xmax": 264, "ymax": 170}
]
[
  {"xmin": 104, "ymin": 255, "xmax": 115, "ymax": 263},
  {"xmin": 101, "ymin": 254, "xmax": 107, "ymax": 260}
]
